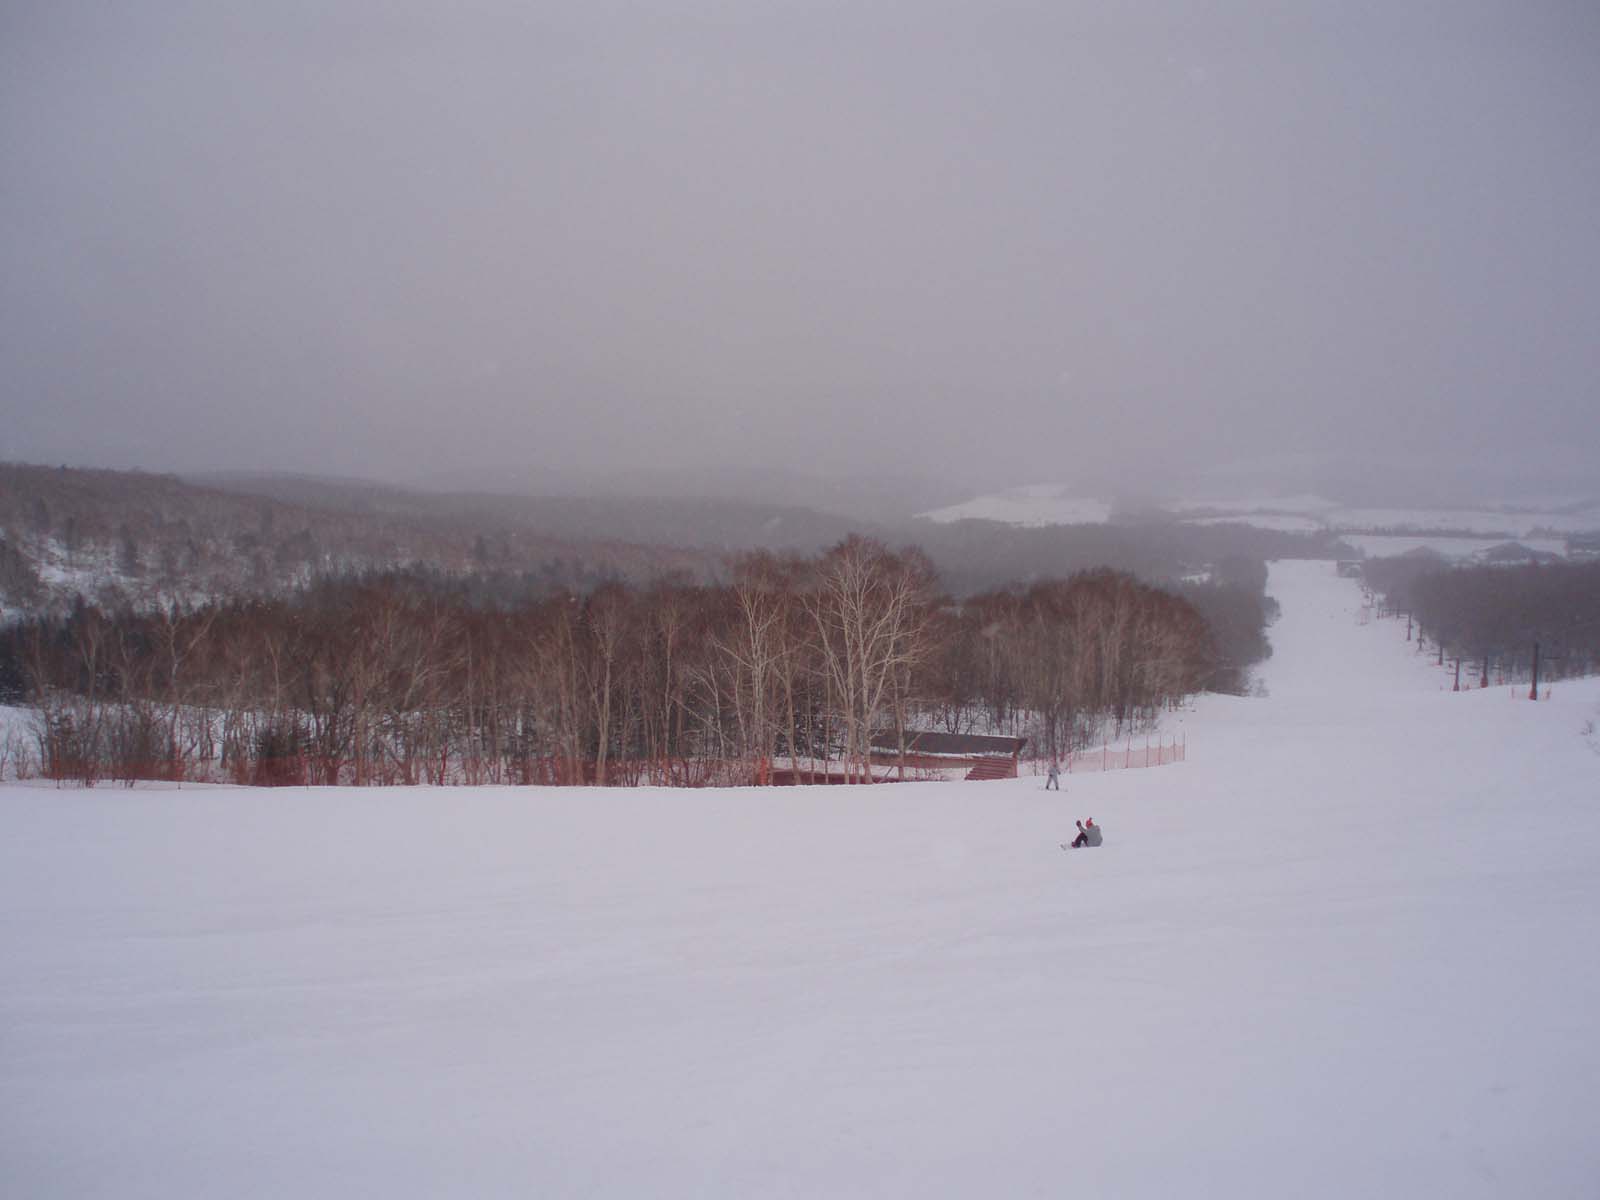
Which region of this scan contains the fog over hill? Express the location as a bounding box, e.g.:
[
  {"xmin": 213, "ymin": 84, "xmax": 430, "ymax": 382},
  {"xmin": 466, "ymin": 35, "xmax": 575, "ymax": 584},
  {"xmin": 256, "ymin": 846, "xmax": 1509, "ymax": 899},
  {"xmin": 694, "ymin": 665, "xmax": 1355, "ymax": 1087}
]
[
  {"xmin": 0, "ymin": 463, "xmax": 1352, "ymax": 621},
  {"xmin": 406, "ymin": 463, "xmax": 972, "ymax": 526},
  {"xmin": 5, "ymin": 4, "xmax": 1596, "ymax": 507},
  {"xmin": 185, "ymin": 470, "xmax": 886, "ymax": 552}
]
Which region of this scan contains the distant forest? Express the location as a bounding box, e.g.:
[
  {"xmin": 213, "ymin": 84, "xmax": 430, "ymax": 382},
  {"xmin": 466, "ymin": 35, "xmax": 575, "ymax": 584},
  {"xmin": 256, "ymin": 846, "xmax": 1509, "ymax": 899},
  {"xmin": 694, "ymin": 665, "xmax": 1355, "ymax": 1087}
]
[
  {"xmin": 1363, "ymin": 556, "xmax": 1600, "ymax": 686},
  {"xmin": 3, "ymin": 537, "xmax": 1256, "ymax": 786},
  {"xmin": 0, "ymin": 463, "xmax": 719, "ymax": 613},
  {"xmin": 0, "ymin": 462, "xmax": 1347, "ymax": 614},
  {"xmin": 0, "ymin": 463, "xmax": 1317, "ymax": 785}
]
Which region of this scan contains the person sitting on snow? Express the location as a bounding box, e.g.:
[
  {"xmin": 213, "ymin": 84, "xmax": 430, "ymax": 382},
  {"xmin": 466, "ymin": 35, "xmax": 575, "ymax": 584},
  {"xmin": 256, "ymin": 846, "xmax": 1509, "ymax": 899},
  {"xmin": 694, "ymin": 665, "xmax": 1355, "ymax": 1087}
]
[{"xmin": 1070, "ymin": 818, "xmax": 1102, "ymax": 848}]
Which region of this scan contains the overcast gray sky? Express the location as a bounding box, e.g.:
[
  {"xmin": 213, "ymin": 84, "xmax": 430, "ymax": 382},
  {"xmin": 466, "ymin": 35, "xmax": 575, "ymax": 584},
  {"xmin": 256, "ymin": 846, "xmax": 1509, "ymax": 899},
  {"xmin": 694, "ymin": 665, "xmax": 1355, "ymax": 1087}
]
[{"xmin": 3, "ymin": 1, "xmax": 1597, "ymax": 504}]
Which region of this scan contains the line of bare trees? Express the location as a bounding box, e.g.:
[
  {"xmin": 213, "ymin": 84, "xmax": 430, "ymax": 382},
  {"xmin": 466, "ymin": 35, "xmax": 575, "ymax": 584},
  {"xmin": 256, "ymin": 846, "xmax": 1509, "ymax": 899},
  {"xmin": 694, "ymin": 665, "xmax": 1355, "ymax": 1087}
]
[
  {"xmin": 922, "ymin": 570, "xmax": 1216, "ymax": 758},
  {"xmin": 1394, "ymin": 560, "xmax": 1600, "ymax": 687},
  {"xmin": 5, "ymin": 537, "xmax": 1220, "ymax": 786}
]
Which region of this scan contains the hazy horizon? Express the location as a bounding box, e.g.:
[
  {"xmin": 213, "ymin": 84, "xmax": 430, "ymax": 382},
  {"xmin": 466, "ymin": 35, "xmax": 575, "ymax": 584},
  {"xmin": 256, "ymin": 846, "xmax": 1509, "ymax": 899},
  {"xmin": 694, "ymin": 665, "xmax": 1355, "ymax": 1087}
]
[{"xmin": 4, "ymin": 2, "xmax": 1597, "ymax": 507}]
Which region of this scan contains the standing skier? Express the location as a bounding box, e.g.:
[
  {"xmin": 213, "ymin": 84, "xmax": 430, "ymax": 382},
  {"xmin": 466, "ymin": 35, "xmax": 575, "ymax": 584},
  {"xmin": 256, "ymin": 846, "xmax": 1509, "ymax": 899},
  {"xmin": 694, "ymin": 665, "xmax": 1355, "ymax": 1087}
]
[{"xmin": 1045, "ymin": 761, "xmax": 1061, "ymax": 790}]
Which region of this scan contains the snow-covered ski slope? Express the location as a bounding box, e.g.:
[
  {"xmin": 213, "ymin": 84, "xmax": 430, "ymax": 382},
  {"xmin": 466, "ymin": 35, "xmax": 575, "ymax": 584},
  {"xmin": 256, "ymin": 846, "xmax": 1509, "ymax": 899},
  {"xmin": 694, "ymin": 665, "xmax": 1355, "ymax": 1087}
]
[{"xmin": 4, "ymin": 562, "xmax": 1598, "ymax": 1198}]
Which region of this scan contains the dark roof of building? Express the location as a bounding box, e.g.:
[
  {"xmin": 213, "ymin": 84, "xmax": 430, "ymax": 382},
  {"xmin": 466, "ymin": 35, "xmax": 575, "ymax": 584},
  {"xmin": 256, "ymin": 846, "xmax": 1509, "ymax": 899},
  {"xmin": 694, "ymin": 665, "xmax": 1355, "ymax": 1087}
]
[{"xmin": 869, "ymin": 730, "xmax": 1027, "ymax": 757}]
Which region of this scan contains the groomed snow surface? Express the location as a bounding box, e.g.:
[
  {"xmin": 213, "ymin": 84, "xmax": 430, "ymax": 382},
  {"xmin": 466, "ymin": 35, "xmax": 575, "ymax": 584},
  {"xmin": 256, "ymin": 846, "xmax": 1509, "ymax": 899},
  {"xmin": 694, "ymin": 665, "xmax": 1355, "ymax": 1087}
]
[{"xmin": 5, "ymin": 562, "xmax": 1599, "ymax": 1197}]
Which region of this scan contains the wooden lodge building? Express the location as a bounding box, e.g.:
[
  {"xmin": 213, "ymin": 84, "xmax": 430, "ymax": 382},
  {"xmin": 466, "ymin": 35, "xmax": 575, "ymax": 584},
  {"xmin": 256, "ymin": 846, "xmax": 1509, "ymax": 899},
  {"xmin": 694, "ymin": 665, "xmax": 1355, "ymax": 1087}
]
[{"xmin": 868, "ymin": 731, "xmax": 1028, "ymax": 781}]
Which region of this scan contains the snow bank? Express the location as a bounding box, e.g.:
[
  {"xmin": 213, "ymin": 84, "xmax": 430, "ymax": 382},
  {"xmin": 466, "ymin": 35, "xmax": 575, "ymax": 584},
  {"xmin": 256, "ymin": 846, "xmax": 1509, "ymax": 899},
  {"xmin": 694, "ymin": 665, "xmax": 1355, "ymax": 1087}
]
[{"xmin": 3, "ymin": 562, "xmax": 1598, "ymax": 1197}]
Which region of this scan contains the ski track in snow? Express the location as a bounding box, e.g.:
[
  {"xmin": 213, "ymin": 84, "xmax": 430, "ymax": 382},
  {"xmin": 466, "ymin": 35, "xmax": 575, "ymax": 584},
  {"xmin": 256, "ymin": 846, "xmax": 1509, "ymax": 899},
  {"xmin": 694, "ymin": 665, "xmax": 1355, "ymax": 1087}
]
[{"xmin": 3, "ymin": 561, "xmax": 1598, "ymax": 1197}]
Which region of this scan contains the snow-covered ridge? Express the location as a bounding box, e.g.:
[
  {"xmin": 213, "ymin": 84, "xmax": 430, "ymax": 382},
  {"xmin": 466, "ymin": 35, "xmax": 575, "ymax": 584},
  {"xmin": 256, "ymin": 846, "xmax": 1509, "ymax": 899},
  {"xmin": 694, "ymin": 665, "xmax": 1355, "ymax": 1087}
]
[
  {"xmin": 919, "ymin": 484, "xmax": 1113, "ymax": 526},
  {"xmin": 2, "ymin": 534, "xmax": 275, "ymax": 621}
]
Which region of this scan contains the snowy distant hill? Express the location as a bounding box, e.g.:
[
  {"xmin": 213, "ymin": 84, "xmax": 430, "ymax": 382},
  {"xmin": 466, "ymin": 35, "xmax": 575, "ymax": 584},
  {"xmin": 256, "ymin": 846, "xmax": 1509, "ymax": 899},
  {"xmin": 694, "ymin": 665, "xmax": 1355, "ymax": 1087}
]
[
  {"xmin": 0, "ymin": 464, "xmax": 869, "ymax": 619},
  {"xmin": 918, "ymin": 484, "xmax": 1115, "ymax": 527},
  {"xmin": 0, "ymin": 463, "xmax": 1351, "ymax": 617},
  {"xmin": 918, "ymin": 482, "xmax": 1600, "ymax": 552},
  {"xmin": 1174, "ymin": 494, "xmax": 1600, "ymax": 537}
]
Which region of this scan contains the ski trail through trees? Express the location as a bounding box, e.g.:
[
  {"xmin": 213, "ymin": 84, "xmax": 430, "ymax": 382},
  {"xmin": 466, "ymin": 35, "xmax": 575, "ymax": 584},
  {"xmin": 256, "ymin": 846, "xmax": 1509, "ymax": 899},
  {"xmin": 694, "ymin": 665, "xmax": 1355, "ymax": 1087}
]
[{"xmin": 2, "ymin": 561, "xmax": 1598, "ymax": 1197}]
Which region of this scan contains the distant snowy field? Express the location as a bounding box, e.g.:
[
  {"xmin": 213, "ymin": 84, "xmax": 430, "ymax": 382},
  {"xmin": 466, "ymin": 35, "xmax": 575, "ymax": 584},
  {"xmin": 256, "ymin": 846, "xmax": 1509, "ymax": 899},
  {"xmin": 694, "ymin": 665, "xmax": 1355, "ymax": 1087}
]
[
  {"xmin": 919, "ymin": 483, "xmax": 1114, "ymax": 526},
  {"xmin": 918, "ymin": 484, "xmax": 1600, "ymax": 547},
  {"xmin": 4, "ymin": 562, "xmax": 1600, "ymax": 1197},
  {"xmin": 1177, "ymin": 496, "xmax": 1600, "ymax": 536}
]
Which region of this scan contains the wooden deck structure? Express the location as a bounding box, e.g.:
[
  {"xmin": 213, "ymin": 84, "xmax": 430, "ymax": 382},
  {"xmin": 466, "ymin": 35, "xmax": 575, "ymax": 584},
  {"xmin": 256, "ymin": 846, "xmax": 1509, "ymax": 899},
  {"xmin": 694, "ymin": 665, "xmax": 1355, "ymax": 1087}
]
[{"xmin": 868, "ymin": 731, "xmax": 1028, "ymax": 781}]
